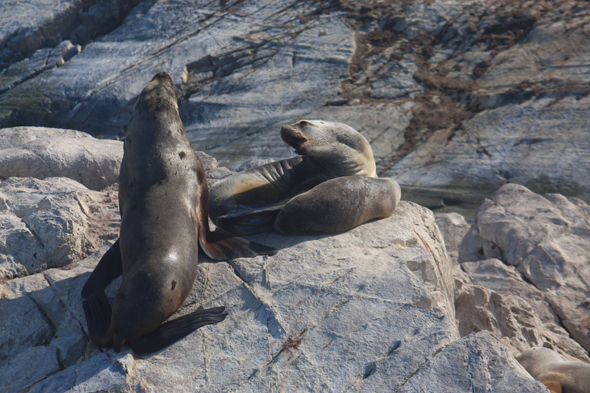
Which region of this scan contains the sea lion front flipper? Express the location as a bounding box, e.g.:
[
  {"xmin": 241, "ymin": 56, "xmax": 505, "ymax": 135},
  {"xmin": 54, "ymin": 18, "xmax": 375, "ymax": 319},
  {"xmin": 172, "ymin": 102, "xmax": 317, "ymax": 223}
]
[
  {"xmin": 199, "ymin": 229, "xmax": 277, "ymax": 261},
  {"xmin": 81, "ymin": 239, "xmax": 123, "ymax": 298},
  {"xmin": 83, "ymin": 289, "xmax": 113, "ymax": 347},
  {"xmin": 215, "ymin": 203, "xmax": 286, "ymax": 236},
  {"xmin": 127, "ymin": 306, "xmax": 228, "ymax": 354}
]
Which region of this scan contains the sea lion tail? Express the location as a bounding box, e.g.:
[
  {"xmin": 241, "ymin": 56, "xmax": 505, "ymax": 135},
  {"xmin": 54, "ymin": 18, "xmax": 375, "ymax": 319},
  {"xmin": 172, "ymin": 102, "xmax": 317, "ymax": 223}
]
[
  {"xmin": 127, "ymin": 306, "xmax": 228, "ymax": 354},
  {"xmin": 199, "ymin": 231, "xmax": 277, "ymax": 260}
]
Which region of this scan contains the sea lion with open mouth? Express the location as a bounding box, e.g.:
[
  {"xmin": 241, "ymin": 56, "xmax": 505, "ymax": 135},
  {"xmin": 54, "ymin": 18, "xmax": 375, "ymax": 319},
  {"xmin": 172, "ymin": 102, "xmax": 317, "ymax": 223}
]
[{"xmin": 209, "ymin": 120, "xmax": 401, "ymax": 235}]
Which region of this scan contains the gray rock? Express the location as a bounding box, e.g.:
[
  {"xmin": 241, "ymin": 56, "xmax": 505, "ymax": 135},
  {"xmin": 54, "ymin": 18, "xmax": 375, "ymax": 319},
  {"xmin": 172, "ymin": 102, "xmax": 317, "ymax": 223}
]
[
  {"xmin": 0, "ymin": 127, "xmax": 122, "ymax": 190},
  {"xmin": 435, "ymin": 212, "xmax": 471, "ymax": 264},
  {"xmin": 0, "ymin": 345, "xmax": 61, "ymax": 393},
  {"xmin": 454, "ymin": 268, "xmax": 589, "ymax": 363},
  {"xmin": 27, "ymin": 353, "xmax": 131, "ymax": 393},
  {"xmin": 0, "ymin": 200, "xmax": 493, "ymax": 392},
  {"xmin": 0, "ymin": 177, "xmax": 119, "ymax": 278},
  {"xmin": 395, "ymin": 332, "xmax": 549, "ymax": 393},
  {"xmin": 458, "ymin": 183, "xmax": 590, "ymax": 353}
]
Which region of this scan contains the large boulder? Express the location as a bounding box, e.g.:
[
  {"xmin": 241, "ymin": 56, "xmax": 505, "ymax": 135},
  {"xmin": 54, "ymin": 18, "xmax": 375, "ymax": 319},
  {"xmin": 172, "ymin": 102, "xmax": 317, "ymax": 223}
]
[
  {"xmin": 0, "ymin": 127, "xmax": 123, "ymax": 190},
  {"xmin": 0, "ymin": 195, "xmax": 543, "ymax": 392}
]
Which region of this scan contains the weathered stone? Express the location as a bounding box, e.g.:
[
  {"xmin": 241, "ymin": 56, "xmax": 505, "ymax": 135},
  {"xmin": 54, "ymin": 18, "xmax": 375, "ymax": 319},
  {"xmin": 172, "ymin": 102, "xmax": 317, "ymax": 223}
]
[
  {"xmin": 0, "ymin": 292, "xmax": 54, "ymax": 368},
  {"xmin": 454, "ymin": 268, "xmax": 589, "ymax": 363},
  {"xmin": 0, "ymin": 177, "xmax": 119, "ymax": 278},
  {"xmin": 435, "ymin": 212, "xmax": 471, "ymax": 264},
  {"xmin": 458, "ymin": 184, "xmax": 590, "ymax": 353},
  {"xmin": 395, "ymin": 332, "xmax": 549, "ymax": 393},
  {"xmin": 0, "ymin": 127, "xmax": 122, "ymax": 190},
  {"xmin": 27, "ymin": 353, "xmax": 132, "ymax": 393},
  {"xmin": 0, "ymin": 345, "xmax": 61, "ymax": 393}
]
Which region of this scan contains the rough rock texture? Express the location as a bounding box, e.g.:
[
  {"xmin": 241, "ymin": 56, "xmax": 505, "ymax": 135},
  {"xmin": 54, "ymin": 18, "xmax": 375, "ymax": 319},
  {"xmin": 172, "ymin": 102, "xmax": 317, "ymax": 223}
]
[
  {"xmin": 0, "ymin": 126, "xmax": 122, "ymax": 190},
  {"xmin": 1, "ymin": 0, "xmax": 589, "ymax": 215},
  {"xmin": 0, "ymin": 194, "xmax": 543, "ymax": 392},
  {"xmin": 450, "ymin": 184, "xmax": 590, "ymax": 362},
  {"xmin": 458, "ymin": 184, "xmax": 590, "ymax": 352},
  {"xmin": 0, "ymin": 177, "xmax": 119, "ymax": 279},
  {"xmin": 435, "ymin": 212, "xmax": 470, "ymax": 264}
]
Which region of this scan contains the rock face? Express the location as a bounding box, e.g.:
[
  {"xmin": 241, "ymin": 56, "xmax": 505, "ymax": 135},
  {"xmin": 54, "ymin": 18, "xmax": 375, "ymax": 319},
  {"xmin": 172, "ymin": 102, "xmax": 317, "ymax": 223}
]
[
  {"xmin": 439, "ymin": 184, "xmax": 590, "ymax": 364},
  {"xmin": 1, "ymin": 0, "xmax": 589, "ymax": 214},
  {"xmin": 0, "ymin": 177, "xmax": 119, "ymax": 279},
  {"xmin": 459, "ymin": 184, "xmax": 590, "ymax": 353}
]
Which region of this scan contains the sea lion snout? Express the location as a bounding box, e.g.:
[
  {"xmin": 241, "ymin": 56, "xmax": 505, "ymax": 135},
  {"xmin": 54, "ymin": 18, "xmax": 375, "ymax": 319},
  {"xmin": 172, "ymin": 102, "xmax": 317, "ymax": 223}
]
[{"xmin": 281, "ymin": 125, "xmax": 309, "ymax": 153}]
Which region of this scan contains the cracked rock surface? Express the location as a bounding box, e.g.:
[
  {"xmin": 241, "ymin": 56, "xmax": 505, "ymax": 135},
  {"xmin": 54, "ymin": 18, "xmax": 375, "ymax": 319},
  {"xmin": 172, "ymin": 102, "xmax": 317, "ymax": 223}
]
[
  {"xmin": 0, "ymin": 0, "xmax": 589, "ymax": 216},
  {"xmin": 0, "ymin": 177, "xmax": 119, "ymax": 280}
]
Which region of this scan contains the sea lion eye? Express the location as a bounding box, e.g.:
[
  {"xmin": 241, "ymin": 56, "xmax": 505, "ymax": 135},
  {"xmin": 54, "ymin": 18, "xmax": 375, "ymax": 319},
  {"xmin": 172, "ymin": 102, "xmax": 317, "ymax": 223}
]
[{"xmin": 298, "ymin": 120, "xmax": 312, "ymax": 127}]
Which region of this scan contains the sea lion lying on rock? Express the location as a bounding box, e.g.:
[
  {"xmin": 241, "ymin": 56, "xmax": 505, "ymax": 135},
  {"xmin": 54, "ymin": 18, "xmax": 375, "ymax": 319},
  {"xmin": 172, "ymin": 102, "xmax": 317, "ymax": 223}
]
[
  {"xmin": 516, "ymin": 347, "xmax": 590, "ymax": 393},
  {"xmin": 209, "ymin": 120, "xmax": 401, "ymax": 235},
  {"xmin": 81, "ymin": 73, "xmax": 275, "ymax": 354}
]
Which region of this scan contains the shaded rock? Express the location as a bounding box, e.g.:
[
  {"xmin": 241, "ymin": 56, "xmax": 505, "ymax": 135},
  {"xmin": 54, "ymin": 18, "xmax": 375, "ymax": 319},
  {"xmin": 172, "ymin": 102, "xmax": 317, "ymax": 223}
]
[
  {"xmin": 435, "ymin": 212, "xmax": 470, "ymax": 264},
  {"xmin": 0, "ymin": 127, "xmax": 122, "ymax": 190},
  {"xmin": 0, "ymin": 345, "xmax": 61, "ymax": 393},
  {"xmin": 27, "ymin": 353, "xmax": 132, "ymax": 393},
  {"xmin": 0, "ymin": 41, "xmax": 81, "ymax": 93},
  {"xmin": 0, "ymin": 289, "xmax": 54, "ymax": 368},
  {"xmin": 458, "ymin": 183, "xmax": 590, "ymax": 353},
  {"xmin": 0, "ymin": 177, "xmax": 119, "ymax": 279}
]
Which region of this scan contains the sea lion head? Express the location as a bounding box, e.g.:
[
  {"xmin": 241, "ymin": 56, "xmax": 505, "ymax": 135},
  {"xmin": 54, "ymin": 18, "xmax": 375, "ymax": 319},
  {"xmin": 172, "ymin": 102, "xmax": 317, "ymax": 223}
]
[
  {"xmin": 515, "ymin": 347, "xmax": 564, "ymax": 378},
  {"xmin": 280, "ymin": 120, "xmax": 377, "ymax": 178}
]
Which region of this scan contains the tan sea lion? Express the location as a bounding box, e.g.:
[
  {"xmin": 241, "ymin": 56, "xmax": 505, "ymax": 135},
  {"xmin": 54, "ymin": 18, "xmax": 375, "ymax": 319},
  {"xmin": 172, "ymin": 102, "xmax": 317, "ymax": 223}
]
[
  {"xmin": 209, "ymin": 120, "xmax": 400, "ymax": 235},
  {"xmin": 516, "ymin": 347, "xmax": 590, "ymax": 393},
  {"xmin": 81, "ymin": 72, "xmax": 275, "ymax": 354}
]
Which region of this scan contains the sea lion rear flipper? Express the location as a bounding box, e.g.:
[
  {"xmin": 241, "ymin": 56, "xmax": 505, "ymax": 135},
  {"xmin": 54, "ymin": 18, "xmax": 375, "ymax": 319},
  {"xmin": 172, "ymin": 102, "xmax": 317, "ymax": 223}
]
[
  {"xmin": 199, "ymin": 230, "xmax": 277, "ymax": 260},
  {"xmin": 127, "ymin": 306, "xmax": 228, "ymax": 354},
  {"xmin": 81, "ymin": 239, "xmax": 123, "ymax": 298},
  {"xmin": 215, "ymin": 203, "xmax": 286, "ymax": 236},
  {"xmin": 83, "ymin": 289, "xmax": 113, "ymax": 346}
]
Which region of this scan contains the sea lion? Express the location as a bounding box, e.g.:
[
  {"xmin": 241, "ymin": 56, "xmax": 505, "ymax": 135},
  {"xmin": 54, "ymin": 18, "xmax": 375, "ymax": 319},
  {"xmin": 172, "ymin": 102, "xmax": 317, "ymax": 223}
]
[
  {"xmin": 516, "ymin": 347, "xmax": 590, "ymax": 393},
  {"xmin": 209, "ymin": 120, "xmax": 401, "ymax": 235},
  {"xmin": 274, "ymin": 175, "xmax": 401, "ymax": 235},
  {"xmin": 81, "ymin": 72, "xmax": 275, "ymax": 354}
]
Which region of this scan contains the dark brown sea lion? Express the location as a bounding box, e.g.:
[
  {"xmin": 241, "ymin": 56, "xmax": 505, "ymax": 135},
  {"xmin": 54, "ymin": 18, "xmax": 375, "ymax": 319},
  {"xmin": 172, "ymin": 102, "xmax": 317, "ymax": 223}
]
[
  {"xmin": 81, "ymin": 72, "xmax": 275, "ymax": 354},
  {"xmin": 208, "ymin": 120, "xmax": 401, "ymax": 235}
]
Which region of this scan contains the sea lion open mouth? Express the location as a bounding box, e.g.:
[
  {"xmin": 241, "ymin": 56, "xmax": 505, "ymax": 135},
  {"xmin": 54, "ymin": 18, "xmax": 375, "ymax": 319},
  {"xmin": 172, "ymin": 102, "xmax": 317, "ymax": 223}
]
[{"xmin": 281, "ymin": 125, "xmax": 309, "ymax": 152}]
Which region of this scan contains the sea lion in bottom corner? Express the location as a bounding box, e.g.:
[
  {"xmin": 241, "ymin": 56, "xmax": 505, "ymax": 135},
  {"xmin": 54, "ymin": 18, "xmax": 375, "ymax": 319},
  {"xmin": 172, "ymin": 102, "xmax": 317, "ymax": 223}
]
[
  {"xmin": 209, "ymin": 120, "xmax": 401, "ymax": 235},
  {"xmin": 516, "ymin": 347, "xmax": 590, "ymax": 393},
  {"xmin": 80, "ymin": 72, "xmax": 275, "ymax": 354}
]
